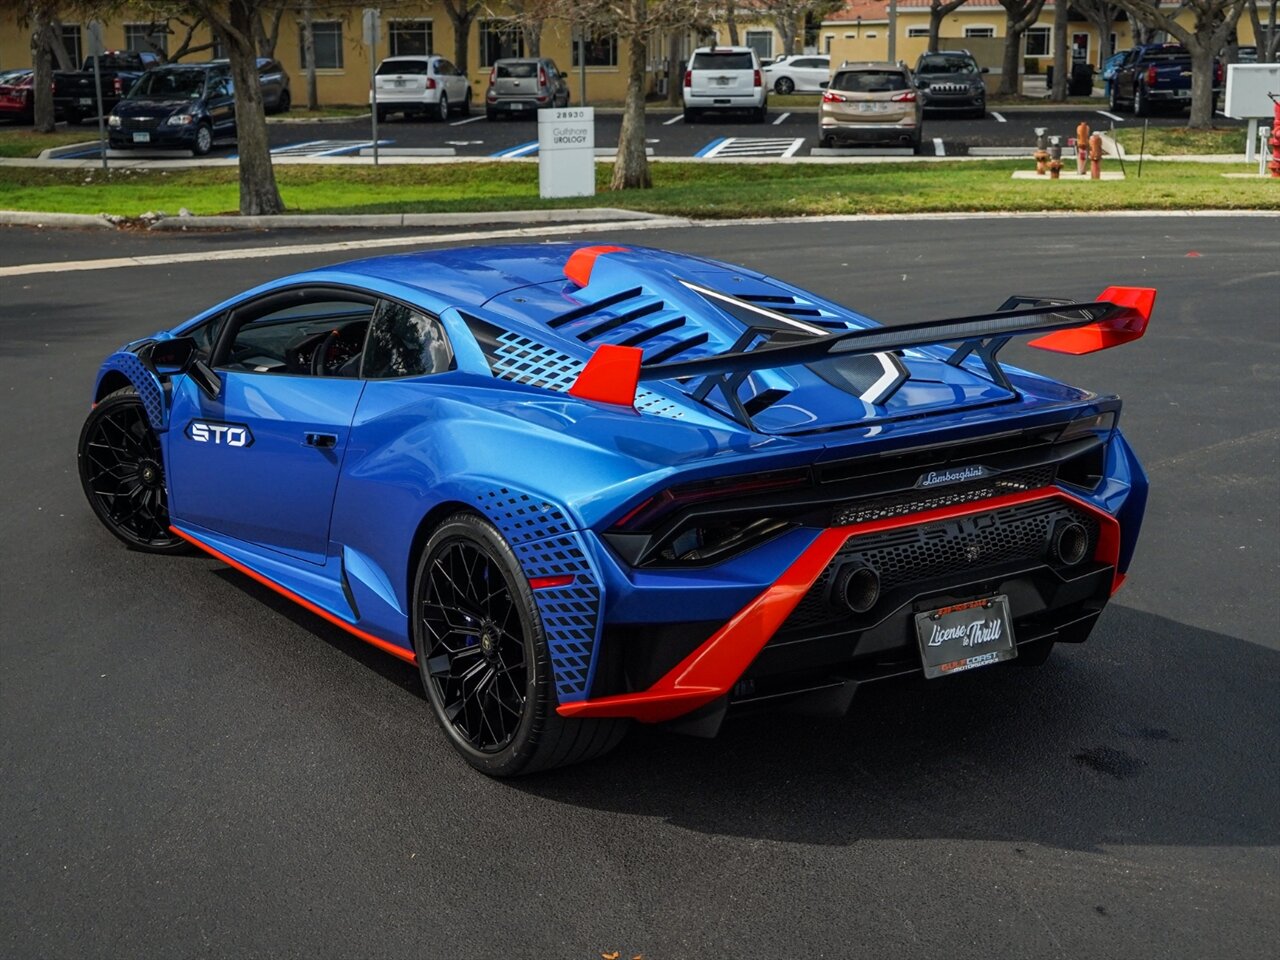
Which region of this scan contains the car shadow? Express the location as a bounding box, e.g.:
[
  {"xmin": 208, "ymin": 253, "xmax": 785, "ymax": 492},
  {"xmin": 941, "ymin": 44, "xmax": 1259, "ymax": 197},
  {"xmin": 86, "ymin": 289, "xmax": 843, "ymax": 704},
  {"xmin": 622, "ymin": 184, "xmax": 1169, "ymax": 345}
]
[{"xmin": 510, "ymin": 605, "xmax": 1280, "ymax": 853}]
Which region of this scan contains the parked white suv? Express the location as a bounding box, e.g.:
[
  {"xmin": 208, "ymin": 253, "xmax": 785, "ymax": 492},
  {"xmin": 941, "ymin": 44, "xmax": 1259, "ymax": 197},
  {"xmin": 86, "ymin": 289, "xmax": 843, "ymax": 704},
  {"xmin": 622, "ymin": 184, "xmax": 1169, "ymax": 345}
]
[
  {"xmin": 371, "ymin": 55, "xmax": 471, "ymax": 122},
  {"xmin": 682, "ymin": 46, "xmax": 767, "ymax": 123}
]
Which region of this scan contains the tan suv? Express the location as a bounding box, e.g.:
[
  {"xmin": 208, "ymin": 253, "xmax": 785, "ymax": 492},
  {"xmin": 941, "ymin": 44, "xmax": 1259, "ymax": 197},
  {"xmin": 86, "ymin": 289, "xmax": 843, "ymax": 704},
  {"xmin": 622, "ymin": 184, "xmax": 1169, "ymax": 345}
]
[{"xmin": 819, "ymin": 62, "xmax": 922, "ymax": 150}]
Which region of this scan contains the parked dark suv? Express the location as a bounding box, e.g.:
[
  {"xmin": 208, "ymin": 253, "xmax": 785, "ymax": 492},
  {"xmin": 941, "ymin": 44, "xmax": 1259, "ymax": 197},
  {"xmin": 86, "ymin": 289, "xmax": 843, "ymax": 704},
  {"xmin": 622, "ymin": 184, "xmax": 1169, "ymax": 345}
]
[
  {"xmin": 913, "ymin": 50, "xmax": 988, "ymax": 118},
  {"xmin": 108, "ymin": 64, "xmax": 235, "ymax": 156}
]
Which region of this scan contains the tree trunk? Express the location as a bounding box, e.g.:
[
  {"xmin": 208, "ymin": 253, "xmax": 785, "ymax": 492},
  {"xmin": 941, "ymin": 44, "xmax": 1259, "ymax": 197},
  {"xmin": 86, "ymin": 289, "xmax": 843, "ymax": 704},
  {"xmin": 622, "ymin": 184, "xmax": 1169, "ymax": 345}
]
[
  {"xmin": 1186, "ymin": 45, "xmax": 1216, "ymax": 129},
  {"xmin": 226, "ymin": 0, "xmax": 285, "ymax": 215},
  {"xmin": 303, "ymin": 2, "xmax": 317, "ymax": 110},
  {"xmin": 525, "ymin": 20, "xmax": 542, "ymax": 57},
  {"xmin": 30, "ymin": 13, "xmax": 56, "ymax": 134},
  {"xmin": 727, "ymin": 0, "xmax": 740, "ymax": 46},
  {"xmin": 999, "ymin": 15, "xmax": 1022, "ymax": 96},
  {"xmin": 611, "ymin": 22, "xmax": 650, "ymax": 191},
  {"xmin": 929, "ymin": 8, "xmax": 944, "ymax": 51},
  {"xmin": 667, "ymin": 29, "xmax": 681, "ymax": 106},
  {"xmin": 448, "ymin": 11, "xmax": 475, "ymax": 75},
  {"xmin": 1051, "ymin": 0, "xmax": 1068, "ymax": 100}
]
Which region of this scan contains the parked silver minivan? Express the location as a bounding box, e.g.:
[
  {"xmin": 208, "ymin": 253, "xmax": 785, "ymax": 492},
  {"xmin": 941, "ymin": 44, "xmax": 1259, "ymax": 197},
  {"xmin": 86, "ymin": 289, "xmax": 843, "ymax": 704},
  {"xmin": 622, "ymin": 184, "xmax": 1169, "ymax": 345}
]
[{"xmin": 485, "ymin": 58, "xmax": 570, "ymax": 119}]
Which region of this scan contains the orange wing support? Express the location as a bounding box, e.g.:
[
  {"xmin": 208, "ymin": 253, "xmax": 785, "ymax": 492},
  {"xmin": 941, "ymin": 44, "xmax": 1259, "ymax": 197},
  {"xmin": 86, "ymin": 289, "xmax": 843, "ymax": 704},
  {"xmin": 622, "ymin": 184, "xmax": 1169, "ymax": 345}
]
[
  {"xmin": 567, "ymin": 344, "xmax": 643, "ymax": 407},
  {"xmin": 1028, "ymin": 286, "xmax": 1156, "ymax": 355},
  {"xmin": 564, "ymin": 245, "xmax": 630, "ymax": 288}
]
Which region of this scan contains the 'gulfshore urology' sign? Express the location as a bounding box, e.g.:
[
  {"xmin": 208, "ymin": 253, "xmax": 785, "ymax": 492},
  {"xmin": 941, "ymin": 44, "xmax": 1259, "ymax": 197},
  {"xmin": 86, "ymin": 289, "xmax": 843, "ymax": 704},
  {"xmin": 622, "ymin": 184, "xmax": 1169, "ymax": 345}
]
[{"xmin": 538, "ymin": 107, "xmax": 595, "ymax": 199}]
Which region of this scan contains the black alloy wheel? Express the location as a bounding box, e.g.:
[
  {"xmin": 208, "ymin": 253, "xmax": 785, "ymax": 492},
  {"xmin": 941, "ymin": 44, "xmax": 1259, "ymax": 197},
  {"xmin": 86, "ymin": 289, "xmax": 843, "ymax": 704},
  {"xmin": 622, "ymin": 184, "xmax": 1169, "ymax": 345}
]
[
  {"xmin": 77, "ymin": 387, "xmax": 186, "ymax": 553},
  {"xmin": 413, "ymin": 513, "xmax": 626, "ymax": 776},
  {"xmin": 775, "ymin": 76, "xmax": 795, "ymax": 95}
]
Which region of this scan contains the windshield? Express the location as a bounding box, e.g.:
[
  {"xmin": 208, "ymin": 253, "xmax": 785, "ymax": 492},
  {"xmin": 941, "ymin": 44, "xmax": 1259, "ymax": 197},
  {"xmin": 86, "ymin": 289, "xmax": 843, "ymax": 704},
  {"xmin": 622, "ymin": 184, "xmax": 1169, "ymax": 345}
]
[
  {"xmin": 496, "ymin": 62, "xmax": 538, "ymax": 78},
  {"xmin": 128, "ymin": 69, "xmax": 208, "ymax": 100},
  {"xmin": 377, "ymin": 60, "xmax": 431, "ymax": 75},
  {"xmin": 831, "ymin": 70, "xmax": 910, "ymax": 93},
  {"xmin": 917, "ymin": 56, "xmax": 977, "ymax": 74},
  {"xmin": 691, "ymin": 52, "xmax": 754, "ymax": 71}
]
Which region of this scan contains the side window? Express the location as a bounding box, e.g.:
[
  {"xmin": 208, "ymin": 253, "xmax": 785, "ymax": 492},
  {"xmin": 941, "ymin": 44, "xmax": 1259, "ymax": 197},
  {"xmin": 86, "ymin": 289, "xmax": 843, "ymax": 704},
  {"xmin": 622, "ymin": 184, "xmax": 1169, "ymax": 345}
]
[
  {"xmin": 362, "ymin": 300, "xmax": 454, "ymax": 379},
  {"xmin": 220, "ymin": 294, "xmax": 375, "ymax": 376},
  {"xmin": 188, "ymin": 313, "xmax": 227, "ymax": 361}
]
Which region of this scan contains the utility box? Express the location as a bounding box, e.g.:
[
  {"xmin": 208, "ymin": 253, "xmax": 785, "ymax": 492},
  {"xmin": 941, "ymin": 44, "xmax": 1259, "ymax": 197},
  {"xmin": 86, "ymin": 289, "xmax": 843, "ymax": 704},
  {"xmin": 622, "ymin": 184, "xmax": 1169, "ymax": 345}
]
[
  {"xmin": 538, "ymin": 107, "xmax": 595, "ymax": 199},
  {"xmin": 1225, "ymin": 63, "xmax": 1280, "ymax": 119}
]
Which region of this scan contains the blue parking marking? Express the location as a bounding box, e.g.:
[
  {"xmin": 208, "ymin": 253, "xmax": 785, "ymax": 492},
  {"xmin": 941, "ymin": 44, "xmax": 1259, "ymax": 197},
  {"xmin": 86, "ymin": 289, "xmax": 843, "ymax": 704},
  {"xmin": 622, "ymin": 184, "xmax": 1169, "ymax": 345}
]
[
  {"xmin": 694, "ymin": 137, "xmax": 727, "ymax": 158},
  {"xmin": 314, "ymin": 139, "xmax": 393, "ymax": 156},
  {"xmin": 491, "ymin": 140, "xmax": 539, "ymax": 158},
  {"xmin": 54, "ymin": 147, "xmax": 104, "ymax": 160}
]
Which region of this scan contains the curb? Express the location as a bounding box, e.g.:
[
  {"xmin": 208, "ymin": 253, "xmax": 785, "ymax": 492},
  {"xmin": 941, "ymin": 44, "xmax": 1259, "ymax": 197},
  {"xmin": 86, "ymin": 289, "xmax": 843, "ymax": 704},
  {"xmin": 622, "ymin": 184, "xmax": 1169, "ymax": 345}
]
[
  {"xmin": 83, "ymin": 207, "xmax": 663, "ymax": 232},
  {"xmin": 37, "ymin": 140, "xmax": 100, "ymax": 160},
  {"xmin": 0, "ymin": 210, "xmax": 114, "ymax": 229}
]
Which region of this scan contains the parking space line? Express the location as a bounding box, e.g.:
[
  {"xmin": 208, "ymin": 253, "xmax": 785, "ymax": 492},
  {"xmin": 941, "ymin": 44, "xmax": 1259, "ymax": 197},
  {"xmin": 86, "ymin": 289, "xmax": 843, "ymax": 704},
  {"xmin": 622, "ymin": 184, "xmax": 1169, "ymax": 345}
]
[
  {"xmin": 450, "ymin": 115, "xmax": 485, "ymax": 126},
  {"xmin": 782, "ymin": 137, "xmax": 805, "ymax": 157},
  {"xmin": 491, "ymin": 140, "xmax": 539, "ymax": 158},
  {"xmin": 270, "ymin": 139, "xmax": 328, "ymax": 155},
  {"xmin": 773, "ymin": 112, "xmax": 791, "ymax": 125},
  {"xmin": 694, "ymin": 137, "xmax": 727, "ymax": 157},
  {"xmin": 1096, "ymin": 110, "xmax": 1124, "ymax": 122},
  {"xmin": 933, "ymin": 137, "xmax": 946, "ymax": 156},
  {"xmin": 663, "ymin": 114, "xmax": 684, "ymax": 125},
  {"xmin": 315, "ymin": 139, "xmax": 393, "ymax": 157},
  {"xmin": 991, "ymin": 111, "xmax": 1007, "ymax": 123}
]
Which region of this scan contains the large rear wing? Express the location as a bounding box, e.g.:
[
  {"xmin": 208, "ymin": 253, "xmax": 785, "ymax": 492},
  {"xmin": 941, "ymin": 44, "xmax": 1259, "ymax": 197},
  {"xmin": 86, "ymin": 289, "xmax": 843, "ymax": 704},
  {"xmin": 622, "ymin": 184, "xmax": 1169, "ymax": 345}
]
[{"xmin": 568, "ymin": 286, "xmax": 1155, "ymax": 423}]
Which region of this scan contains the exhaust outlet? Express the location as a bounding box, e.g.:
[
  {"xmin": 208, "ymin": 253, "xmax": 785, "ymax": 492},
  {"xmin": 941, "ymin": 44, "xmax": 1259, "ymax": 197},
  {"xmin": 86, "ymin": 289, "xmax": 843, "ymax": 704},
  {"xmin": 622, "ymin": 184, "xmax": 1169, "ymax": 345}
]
[
  {"xmin": 1052, "ymin": 521, "xmax": 1090, "ymax": 566},
  {"xmin": 837, "ymin": 565, "xmax": 881, "ymax": 614}
]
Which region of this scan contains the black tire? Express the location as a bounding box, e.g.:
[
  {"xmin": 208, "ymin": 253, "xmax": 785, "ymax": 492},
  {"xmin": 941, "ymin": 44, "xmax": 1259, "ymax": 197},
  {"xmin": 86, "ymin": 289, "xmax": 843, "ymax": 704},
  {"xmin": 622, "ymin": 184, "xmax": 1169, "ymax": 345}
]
[
  {"xmin": 485, "ymin": 107, "xmax": 497, "ymax": 121},
  {"xmin": 413, "ymin": 513, "xmax": 627, "ymax": 777},
  {"xmin": 77, "ymin": 387, "xmax": 187, "ymax": 554},
  {"xmin": 276, "ymin": 89, "xmax": 291, "ymax": 114},
  {"xmin": 65, "ymin": 108, "xmax": 82, "ymax": 126},
  {"xmin": 460, "ymin": 89, "xmax": 471, "ymax": 116},
  {"xmin": 1134, "ymin": 85, "xmax": 1150, "ymax": 118},
  {"xmin": 376, "ymin": 105, "xmax": 389, "ymax": 123},
  {"xmin": 1109, "ymin": 84, "xmax": 1121, "ymax": 113},
  {"xmin": 192, "ymin": 122, "xmax": 213, "ymax": 156},
  {"xmin": 436, "ymin": 93, "xmax": 449, "ymax": 121},
  {"xmin": 774, "ymin": 76, "xmax": 795, "ymax": 95},
  {"xmin": 753, "ymin": 105, "xmax": 767, "ymax": 123}
]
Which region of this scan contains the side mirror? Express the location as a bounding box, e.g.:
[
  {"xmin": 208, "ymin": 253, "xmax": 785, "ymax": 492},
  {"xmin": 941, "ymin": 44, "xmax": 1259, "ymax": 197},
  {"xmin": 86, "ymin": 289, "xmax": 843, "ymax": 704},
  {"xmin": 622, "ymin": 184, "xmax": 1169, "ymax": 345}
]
[
  {"xmin": 819, "ymin": 80, "xmax": 829, "ymax": 88},
  {"xmin": 140, "ymin": 336, "xmax": 221, "ymax": 399}
]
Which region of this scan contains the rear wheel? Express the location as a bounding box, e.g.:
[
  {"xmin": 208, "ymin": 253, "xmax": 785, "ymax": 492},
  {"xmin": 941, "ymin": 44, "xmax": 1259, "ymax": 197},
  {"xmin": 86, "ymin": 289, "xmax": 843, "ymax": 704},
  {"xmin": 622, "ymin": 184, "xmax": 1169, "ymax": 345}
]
[
  {"xmin": 413, "ymin": 513, "xmax": 627, "ymax": 777},
  {"xmin": 1108, "ymin": 84, "xmax": 1121, "ymax": 113},
  {"xmin": 752, "ymin": 105, "xmax": 767, "ymax": 123},
  {"xmin": 77, "ymin": 387, "xmax": 187, "ymax": 554},
  {"xmin": 1134, "ymin": 85, "xmax": 1150, "ymax": 117},
  {"xmin": 436, "ymin": 93, "xmax": 450, "ymax": 121},
  {"xmin": 774, "ymin": 76, "xmax": 795, "ymax": 95},
  {"xmin": 276, "ymin": 89, "xmax": 291, "ymax": 114}
]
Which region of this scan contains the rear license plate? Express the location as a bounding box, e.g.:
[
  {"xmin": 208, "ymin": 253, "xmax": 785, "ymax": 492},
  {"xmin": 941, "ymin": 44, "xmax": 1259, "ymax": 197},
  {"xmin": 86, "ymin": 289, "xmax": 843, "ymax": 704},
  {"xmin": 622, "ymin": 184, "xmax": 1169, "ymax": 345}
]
[
  {"xmin": 512, "ymin": 102, "xmax": 524, "ymax": 110},
  {"xmin": 915, "ymin": 596, "xmax": 1016, "ymax": 679},
  {"xmin": 393, "ymin": 79, "xmax": 405, "ymax": 87},
  {"xmin": 132, "ymin": 131, "xmax": 150, "ymax": 143},
  {"xmin": 714, "ymin": 78, "xmax": 731, "ymax": 86},
  {"xmin": 1175, "ymin": 90, "xmax": 1190, "ymax": 98},
  {"xmin": 79, "ymin": 98, "xmax": 93, "ymax": 106}
]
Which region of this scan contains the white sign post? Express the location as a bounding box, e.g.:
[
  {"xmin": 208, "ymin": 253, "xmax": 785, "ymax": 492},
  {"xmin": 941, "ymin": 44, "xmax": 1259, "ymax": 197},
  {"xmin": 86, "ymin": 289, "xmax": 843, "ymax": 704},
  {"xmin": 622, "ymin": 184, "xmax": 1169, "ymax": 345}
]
[
  {"xmin": 363, "ymin": 8, "xmax": 381, "ymax": 165},
  {"xmin": 537, "ymin": 107, "xmax": 595, "ymax": 199},
  {"xmin": 1225, "ymin": 64, "xmax": 1280, "ymax": 164},
  {"xmin": 87, "ymin": 21, "xmax": 108, "ymax": 171}
]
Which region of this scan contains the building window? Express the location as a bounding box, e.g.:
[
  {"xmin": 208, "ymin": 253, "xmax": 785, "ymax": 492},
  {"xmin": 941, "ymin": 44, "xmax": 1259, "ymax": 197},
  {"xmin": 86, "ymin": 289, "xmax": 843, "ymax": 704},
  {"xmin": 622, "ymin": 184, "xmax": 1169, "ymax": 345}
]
[
  {"xmin": 572, "ymin": 30, "xmax": 618, "ymax": 67},
  {"xmin": 907, "ymin": 27, "xmax": 930, "ymax": 38},
  {"xmin": 479, "ymin": 20, "xmax": 524, "ymax": 67},
  {"xmin": 745, "ymin": 30, "xmax": 773, "ymax": 60},
  {"xmin": 866, "ymin": 32, "xmax": 878, "ymax": 40},
  {"xmin": 304, "ymin": 21, "xmax": 344, "ymax": 69},
  {"xmin": 1025, "ymin": 27, "xmax": 1051, "ymax": 57},
  {"xmin": 59, "ymin": 23, "xmax": 83, "ymax": 65},
  {"xmin": 964, "ymin": 26, "xmax": 996, "ymax": 39},
  {"xmin": 824, "ymin": 34, "xmax": 834, "ymax": 54},
  {"xmin": 125, "ymin": 23, "xmax": 168, "ymax": 57},
  {"xmin": 389, "ymin": 20, "xmax": 433, "ymax": 57}
]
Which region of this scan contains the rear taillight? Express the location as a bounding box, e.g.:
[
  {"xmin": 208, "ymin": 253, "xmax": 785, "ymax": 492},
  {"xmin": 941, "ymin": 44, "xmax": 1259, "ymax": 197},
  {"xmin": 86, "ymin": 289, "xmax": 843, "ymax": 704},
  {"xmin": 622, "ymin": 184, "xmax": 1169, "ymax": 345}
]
[
  {"xmin": 612, "ymin": 468, "xmax": 811, "ymax": 532},
  {"xmin": 1145, "ymin": 66, "xmax": 1157, "ymax": 86},
  {"xmin": 112, "ymin": 76, "xmax": 122, "ymax": 95},
  {"xmin": 821, "ymin": 90, "xmax": 845, "ymax": 103},
  {"xmin": 426, "ymin": 77, "xmax": 436, "ymax": 90},
  {"xmin": 539, "ymin": 67, "xmax": 547, "ymax": 87},
  {"xmin": 1214, "ymin": 62, "xmax": 1223, "ymax": 85},
  {"xmin": 891, "ymin": 91, "xmax": 917, "ymax": 102},
  {"xmin": 684, "ymin": 69, "xmax": 692, "ymax": 88},
  {"xmin": 488, "ymin": 66, "xmax": 496, "ymax": 85},
  {"xmin": 753, "ymin": 68, "xmax": 762, "ymax": 88}
]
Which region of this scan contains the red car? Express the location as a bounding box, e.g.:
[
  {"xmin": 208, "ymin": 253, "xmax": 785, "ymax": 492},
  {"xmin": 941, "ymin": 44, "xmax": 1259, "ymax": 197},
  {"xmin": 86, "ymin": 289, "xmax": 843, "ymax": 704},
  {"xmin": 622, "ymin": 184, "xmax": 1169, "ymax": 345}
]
[{"xmin": 0, "ymin": 68, "xmax": 35, "ymax": 123}]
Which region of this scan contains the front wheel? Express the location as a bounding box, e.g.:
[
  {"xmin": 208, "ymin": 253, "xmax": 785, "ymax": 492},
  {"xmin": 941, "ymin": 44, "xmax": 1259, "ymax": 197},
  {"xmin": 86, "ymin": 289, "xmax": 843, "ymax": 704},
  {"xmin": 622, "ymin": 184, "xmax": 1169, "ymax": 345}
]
[
  {"xmin": 276, "ymin": 89, "xmax": 291, "ymax": 114},
  {"xmin": 77, "ymin": 387, "xmax": 187, "ymax": 554},
  {"xmin": 460, "ymin": 89, "xmax": 471, "ymax": 116},
  {"xmin": 413, "ymin": 513, "xmax": 626, "ymax": 777},
  {"xmin": 192, "ymin": 122, "xmax": 212, "ymax": 156}
]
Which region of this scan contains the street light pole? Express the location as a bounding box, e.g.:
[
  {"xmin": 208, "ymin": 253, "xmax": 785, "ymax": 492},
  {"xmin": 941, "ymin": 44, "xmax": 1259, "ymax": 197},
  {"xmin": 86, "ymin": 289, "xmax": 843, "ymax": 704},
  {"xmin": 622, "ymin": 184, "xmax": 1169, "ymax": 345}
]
[{"xmin": 888, "ymin": 0, "xmax": 898, "ymax": 63}]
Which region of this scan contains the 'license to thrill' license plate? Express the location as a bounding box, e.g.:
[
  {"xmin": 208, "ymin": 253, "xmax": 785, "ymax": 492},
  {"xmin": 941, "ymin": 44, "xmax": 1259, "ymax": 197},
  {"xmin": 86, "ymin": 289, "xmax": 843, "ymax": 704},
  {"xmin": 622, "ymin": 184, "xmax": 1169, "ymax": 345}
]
[{"xmin": 915, "ymin": 596, "xmax": 1017, "ymax": 679}]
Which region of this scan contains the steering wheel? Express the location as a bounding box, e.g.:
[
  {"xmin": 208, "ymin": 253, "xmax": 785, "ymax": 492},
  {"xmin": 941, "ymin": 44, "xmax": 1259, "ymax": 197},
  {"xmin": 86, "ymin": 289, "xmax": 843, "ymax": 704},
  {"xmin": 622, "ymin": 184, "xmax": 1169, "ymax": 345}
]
[{"xmin": 311, "ymin": 329, "xmax": 342, "ymax": 376}]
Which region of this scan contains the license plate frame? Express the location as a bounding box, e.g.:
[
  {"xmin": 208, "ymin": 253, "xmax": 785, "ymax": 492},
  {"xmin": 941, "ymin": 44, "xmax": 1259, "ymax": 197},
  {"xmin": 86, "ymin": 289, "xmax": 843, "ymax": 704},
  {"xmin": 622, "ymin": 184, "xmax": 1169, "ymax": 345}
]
[
  {"xmin": 132, "ymin": 131, "xmax": 150, "ymax": 144},
  {"xmin": 78, "ymin": 97, "xmax": 93, "ymax": 107},
  {"xmin": 915, "ymin": 596, "xmax": 1017, "ymax": 679}
]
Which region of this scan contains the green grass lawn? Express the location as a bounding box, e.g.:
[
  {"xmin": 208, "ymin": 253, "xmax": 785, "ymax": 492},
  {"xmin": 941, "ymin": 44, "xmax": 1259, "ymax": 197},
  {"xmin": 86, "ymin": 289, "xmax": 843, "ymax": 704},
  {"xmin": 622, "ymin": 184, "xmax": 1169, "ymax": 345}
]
[
  {"xmin": 1, "ymin": 160, "xmax": 1274, "ymax": 219},
  {"xmin": 1115, "ymin": 126, "xmax": 1249, "ymax": 155},
  {"xmin": 0, "ymin": 129, "xmax": 100, "ymax": 158}
]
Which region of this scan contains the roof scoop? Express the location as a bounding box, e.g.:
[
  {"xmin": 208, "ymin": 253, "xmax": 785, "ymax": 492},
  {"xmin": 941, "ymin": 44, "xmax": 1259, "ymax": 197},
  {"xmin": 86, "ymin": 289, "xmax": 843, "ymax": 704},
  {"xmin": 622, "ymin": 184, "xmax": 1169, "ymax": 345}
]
[{"xmin": 564, "ymin": 245, "xmax": 631, "ymax": 288}]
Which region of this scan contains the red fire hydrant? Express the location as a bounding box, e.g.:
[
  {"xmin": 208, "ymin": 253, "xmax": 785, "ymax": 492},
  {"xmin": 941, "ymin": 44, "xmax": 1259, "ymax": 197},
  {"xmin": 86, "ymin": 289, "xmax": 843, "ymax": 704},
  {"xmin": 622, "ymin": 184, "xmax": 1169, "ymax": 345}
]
[
  {"xmin": 1077, "ymin": 121, "xmax": 1091, "ymax": 175},
  {"xmin": 1268, "ymin": 98, "xmax": 1280, "ymax": 179}
]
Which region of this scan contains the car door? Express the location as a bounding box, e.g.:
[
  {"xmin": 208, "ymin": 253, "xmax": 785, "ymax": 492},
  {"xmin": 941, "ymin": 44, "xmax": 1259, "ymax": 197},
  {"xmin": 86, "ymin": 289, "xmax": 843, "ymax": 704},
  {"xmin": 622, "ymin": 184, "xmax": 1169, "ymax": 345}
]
[
  {"xmin": 437, "ymin": 58, "xmax": 465, "ymax": 103},
  {"xmin": 165, "ymin": 288, "xmax": 374, "ymax": 565},
  {"xmin": 258, "ymin": 59, "xmax": 281, "ymax": 109},
  {"xmin": 206, "ymin": 73, "xmax": 235, "ymax": 137}
]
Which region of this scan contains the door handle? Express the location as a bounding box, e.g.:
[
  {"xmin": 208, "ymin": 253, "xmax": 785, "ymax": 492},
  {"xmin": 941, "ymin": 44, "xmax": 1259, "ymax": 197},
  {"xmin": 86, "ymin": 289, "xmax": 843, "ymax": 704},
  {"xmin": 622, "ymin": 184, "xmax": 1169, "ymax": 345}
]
[{"xmin": 304, "ymin": 432, "xmax": 338, "ymax": 448}]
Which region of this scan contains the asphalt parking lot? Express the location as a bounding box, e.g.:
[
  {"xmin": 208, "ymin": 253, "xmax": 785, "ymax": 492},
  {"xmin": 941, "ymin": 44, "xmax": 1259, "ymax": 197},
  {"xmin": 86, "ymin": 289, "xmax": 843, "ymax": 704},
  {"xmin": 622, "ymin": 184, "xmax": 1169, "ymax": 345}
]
[
  {"xmin": 1, "ymin": 215, "xmax": 1277, "ymax": 958},
  {"xmin": 28, "ymin": 104, "xmax": 1244, "ymax": 160}
]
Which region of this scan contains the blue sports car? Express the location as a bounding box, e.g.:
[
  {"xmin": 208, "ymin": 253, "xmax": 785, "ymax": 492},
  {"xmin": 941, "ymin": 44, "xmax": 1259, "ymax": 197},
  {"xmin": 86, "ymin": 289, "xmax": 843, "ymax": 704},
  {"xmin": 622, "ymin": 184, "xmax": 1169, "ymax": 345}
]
[{"xmin": 78, "ymin": 243, "xmax": 1152, "ymax": 775}]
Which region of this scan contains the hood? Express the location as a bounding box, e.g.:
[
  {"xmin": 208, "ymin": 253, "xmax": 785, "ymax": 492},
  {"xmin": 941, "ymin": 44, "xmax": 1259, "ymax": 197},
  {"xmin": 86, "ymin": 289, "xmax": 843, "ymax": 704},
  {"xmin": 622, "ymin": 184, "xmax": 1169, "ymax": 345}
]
[{"xmin": 114, "ymin": 97, "xmax": 201, "ymax": 117}]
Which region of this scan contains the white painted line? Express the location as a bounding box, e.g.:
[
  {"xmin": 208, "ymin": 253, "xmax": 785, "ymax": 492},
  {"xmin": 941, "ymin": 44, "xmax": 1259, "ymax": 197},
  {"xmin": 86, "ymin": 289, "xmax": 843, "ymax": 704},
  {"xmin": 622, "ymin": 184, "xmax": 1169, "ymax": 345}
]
[
  {"xmin": 449, "ymin": 114, "xmax": 485, "ymax": 126},
  {"xmin": 703, "ymin": 138, "xmax": 733, "ymax": 158},
  {"xmin": 933, "ymin": 137, "xmax": 945, "ymax": 157},
  {"xmin": 773, "ymin": 112, "xmax": 791, "ymax": 125},
  {"xmin": 782, "ymin": 137, "xmax": 805, "ymax": 158},
  {"xmin": 663, "ymin": 114, "xmax": 684, "ymax": 125},
  {"xmin": 990, "ymin": 111, "xmax": 1007, "ymax": 123},
  {"xmin": 1096, "ymin": 110, "xmax": 1124, "ymax": 122}
]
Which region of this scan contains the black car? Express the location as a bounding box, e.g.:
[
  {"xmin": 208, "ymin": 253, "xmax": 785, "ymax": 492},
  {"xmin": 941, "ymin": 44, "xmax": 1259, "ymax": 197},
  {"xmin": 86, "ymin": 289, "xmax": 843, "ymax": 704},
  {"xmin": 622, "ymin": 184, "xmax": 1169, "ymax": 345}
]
[
  {"xmin": 108, "ymin": 64, "xmax": 235, "ymax": 155},
  {"xmin": 913, "ymin": 50, "xmax": 988, "ymax": 118}
]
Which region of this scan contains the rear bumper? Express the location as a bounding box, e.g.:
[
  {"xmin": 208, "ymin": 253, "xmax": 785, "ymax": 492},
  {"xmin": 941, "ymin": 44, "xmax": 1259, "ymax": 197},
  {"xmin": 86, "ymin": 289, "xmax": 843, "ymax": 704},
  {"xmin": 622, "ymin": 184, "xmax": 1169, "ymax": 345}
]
[
  {"xmin": 684, "ymin": 93, "xmax": 766, "ymax": 109},
  {"xmin": 820, "ymin": 118, "xmax": 919, "ymax": 144},
  {"xmin": 108, "ymin": 126, "xmax": 200, "ymax": 148}
]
